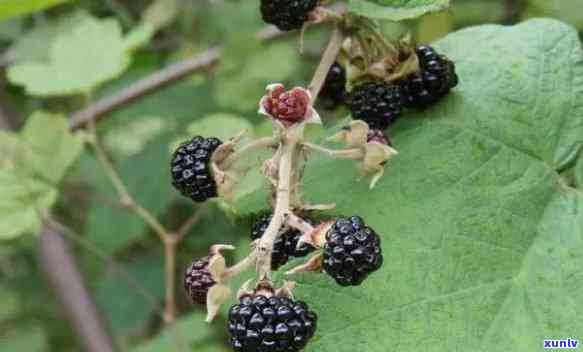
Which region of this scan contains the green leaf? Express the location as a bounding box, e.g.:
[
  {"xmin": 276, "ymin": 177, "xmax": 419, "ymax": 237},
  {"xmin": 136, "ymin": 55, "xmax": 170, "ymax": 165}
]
[
  {"xmin": 21, "ymin": 111, "xmax": 86, "ymax": 183},
  {"xmin": 96, "ymin": 255, "xmax": 165, "ymax": 338},
  {"xmin": 237, "ymin": 19, "xmax": 583, "ymax": 351},
  {"xmin": 349, "ymin": 0, "xmax": 451, "ymax": 21},
  {"xmin": 7, "ymin": 10, "xmax": 91, "ymax": 63},
  {"xmin": 0, "ymin": 111, "xmax": 84, "ymax": 240},
  {"xmin": 0, "ymin": 325, "xmax": 47, "ymax": 351},
  {"xmin": 525, "ymin": 0, "xmax": 583, "ymax": 30},
  {"xmin": 131, "ymin": 312, "xmax": 229, "ymax": 352},
  {"xmin": 7, "ymin": 14, "xmax": 150, "ymax": 96},
  {"xmin": 0, "ymin": 0, "xmax": 71, "ymax": 22}
]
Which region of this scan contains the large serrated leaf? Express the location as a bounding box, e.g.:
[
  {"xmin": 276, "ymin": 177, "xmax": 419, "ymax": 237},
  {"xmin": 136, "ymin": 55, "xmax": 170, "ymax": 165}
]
[
  {"xmin": 349, "ymin": 0, "xmax": 451, "ymax": 21},
  {"xmin": 235, "ymin": 19, "xmax": 583, "ymax": 351}
]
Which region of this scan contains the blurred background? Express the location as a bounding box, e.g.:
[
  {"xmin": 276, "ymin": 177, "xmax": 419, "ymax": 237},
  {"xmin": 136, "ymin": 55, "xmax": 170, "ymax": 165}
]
[{"xmin": 0, "ymin": 0, "xmax": 581, "ymax": 351}]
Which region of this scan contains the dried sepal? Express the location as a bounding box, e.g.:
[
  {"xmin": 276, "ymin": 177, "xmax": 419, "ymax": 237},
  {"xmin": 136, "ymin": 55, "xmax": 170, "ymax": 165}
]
[
  {"xmin": 360, "ymin": 142, "xmax": 398, "ymax": 189},
  {"xmin": 327, "ymin": 120, "xmax": 368, "ymax": 147},
  {"xmin": 205, "ymin": 284, "xmax": 231, "ymax": 322},
  {"xmin": 237, "ymin": 279, "xmax": 255, "ymax": 300},
  {"xmin": 296, "ymin": 221, "xmax": 334, "ymax": 249},
  {"xmin": 275, "ymin": 280, "xmax": 297, "ymax": 299},
  {"xmin": 286, "ymin": 253, "xmax": 324, "ymax": 276}
]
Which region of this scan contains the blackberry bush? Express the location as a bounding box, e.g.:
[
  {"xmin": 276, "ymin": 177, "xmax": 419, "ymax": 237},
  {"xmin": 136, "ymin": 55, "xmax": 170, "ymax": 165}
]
[{"xmin": 170, "ymin": 136, "xmax": 222, "ymax": 202}]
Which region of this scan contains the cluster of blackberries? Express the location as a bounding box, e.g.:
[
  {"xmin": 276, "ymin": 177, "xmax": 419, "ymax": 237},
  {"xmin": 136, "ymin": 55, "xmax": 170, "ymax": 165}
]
[
  {"xmin": 251, "ymin": 213, "xmax": 315, "ymax": 270},
  {"xmin": 260, "ymin": 0, "xmax": 319, "ymax": 31},
  {"xmin": 170, "ymin": 136, "xmax": 222, "ymax": 202},
  {"xmin": 229, "ymin": 295, "xmax": 317, "ymax": 352},
  {"xmin": 348, "ymin": 45, "xmax": 458, "ymax": 131}
]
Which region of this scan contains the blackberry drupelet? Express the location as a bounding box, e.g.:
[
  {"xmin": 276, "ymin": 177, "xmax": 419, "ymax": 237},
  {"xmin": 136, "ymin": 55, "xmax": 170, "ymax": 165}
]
[
  {"xmin": 170, "ymin": 136, "xmax": 222, "ymax": 202},
  {"xmin": 260, "ymin": 0, "xmax": 319, "ymax": 31},
  {"xmin": 348, "ymin": 82, "xmax": 403, "ymax": 130},
  {"xmin": 228, "ymin": 295, "xmax": 317, "ymax": 352},
  {"xmin": 399, "ymin": 45, "xmax": 458, "ymax": 109},
  {"xmin": 184, "ymin": 256, "xmax": 215, "ymax": 304},
  {"xmin": 323, "ymin": 216, "xmax": 383, "ymax": 286},
  {"xmin": 319, "ymin": 62, "xmax": 346, "ymax": 109},
  {"xmin": 251, "ymin": 213, "xmax": 315, "ymax": 270}
]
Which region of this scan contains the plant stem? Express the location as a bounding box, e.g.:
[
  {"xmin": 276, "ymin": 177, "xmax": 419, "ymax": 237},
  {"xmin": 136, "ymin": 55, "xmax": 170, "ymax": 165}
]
[
  {"xmin": 257, "ymin": 139, "xmax": 297, "ymax": 279},
  {"xmin": 308, "ymin": 26, "xmax": 345, "ymax": 102},
  {"xmin": 223, "ymin": 250, "xmax": 258, "ymax": 279},
  {"xmin": 163, "ymin": 236, "xmax": 177, "ymax": 323},
  {"xmin": 303, "ymin": 142, "xmax": 364, "ymax": 159}
]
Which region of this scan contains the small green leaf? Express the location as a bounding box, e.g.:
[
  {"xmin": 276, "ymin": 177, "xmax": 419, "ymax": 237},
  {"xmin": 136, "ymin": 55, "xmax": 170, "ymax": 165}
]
[
  {"xmin": 0, "ymin": 111, "xmax": 85, "ymax": 240},
  {"xmin": 7, "ymin": 14, "xmax": 148, "ymax": 96},
  {"xmin": 0, "ymin": 170, "xmax": 57, "ymax": 239},
  {"xmin": 21, "ymin": 111, "xmax": 86, "ymax": 183},
  {"xmin": 0, "ymin": 0, "xmax": 71, "ymax": 22},
  {"xmin": 349, "ymin": 0, "xmax": 451, "ymax": 21},
  {"xmin": 7, "ymin": 11, "xmax": 90, "ymax": 63}
]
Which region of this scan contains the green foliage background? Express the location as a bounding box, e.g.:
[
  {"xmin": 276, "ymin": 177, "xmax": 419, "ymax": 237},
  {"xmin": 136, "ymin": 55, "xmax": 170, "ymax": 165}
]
[{"xmin": 0, "ymin": 0, "xmax": 582, "ymax": 351}]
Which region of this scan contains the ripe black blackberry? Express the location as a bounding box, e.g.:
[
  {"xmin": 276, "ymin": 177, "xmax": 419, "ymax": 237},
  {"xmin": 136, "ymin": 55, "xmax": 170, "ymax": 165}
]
[
  {"xmin": 251, "ymin": 213, "xmax": 315, "ymax": 270},
  {"xmin": 399, "ymin": 45, "xmax": 458, "ymax": 109},
  {"xmin": 348, "ymin": 82, "xmax": 403, "ymax": 130},
  {"xmin": 170, "ymin": 136, "xmax": 222, "ymax": 202},
  {"xmin": 319, "ymin": 62, "xmax": 346, "ymax": 110},
  {"xmin": 184, "ymin": 256, "xmax": 215, "ymax": 304},
  {"xmin": 260, "ymin": 0, "xmax": 318, "ymax": 31},
  {"xmin": 228, "ymin": 294, "xmax": 317, "ymax": 352},
  {"xmin": 323, "ymin": 216, "xmax": 383, "ymax": 286}
]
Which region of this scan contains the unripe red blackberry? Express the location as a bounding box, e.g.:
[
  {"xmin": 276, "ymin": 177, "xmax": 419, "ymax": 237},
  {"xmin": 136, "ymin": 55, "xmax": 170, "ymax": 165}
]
[
  {"xmin": 323, "ymin": 216, "xmax": 383, "ymax": 286},
  {"xmin": 184, "ymin": 256, "xmax": 215, "ymax": 304},
  {"xmin": 399, "ymin": 45, "xmax": 458, "ymax": 109},
  {"xmin": 260, "ymin": 0, "xmax": 319, "ymax": 31},
  {"xmin": 348, "ymin": 82, "xmax": 403, "ymax": 130},
  {"xmin": 170, "ymin": 136, "xmax": 222, "ymax": 202},
  {"xmin": 251, "ymin": 213, "xmax": 315, "ymax": 270},
  {"xmin": 228, "ymin": 294, "xmax": 317, "ymax": 352},
  {"xmin": 319, "ymin": 62, "xmax": 346, "ymax": 110}
]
